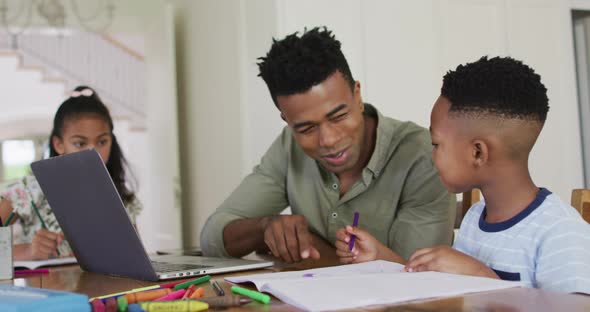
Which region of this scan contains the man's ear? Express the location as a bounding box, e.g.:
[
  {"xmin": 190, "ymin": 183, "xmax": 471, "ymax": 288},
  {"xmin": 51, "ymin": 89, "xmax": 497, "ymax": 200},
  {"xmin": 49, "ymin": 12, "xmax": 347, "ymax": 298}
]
[
  {"xmin": 354, "ymin": 81, "xmax": 363, "ymax": 111},
  {"xmin": 52, "ymin": 136, "xmax": 65, "ymax": 155},
  {"xmin": 472, "ymin": 139, "xmax": 488, "ymax": 167},
  {"xmin": 280, "ymin": 113, "xmax": 287, "ymax": 122}
]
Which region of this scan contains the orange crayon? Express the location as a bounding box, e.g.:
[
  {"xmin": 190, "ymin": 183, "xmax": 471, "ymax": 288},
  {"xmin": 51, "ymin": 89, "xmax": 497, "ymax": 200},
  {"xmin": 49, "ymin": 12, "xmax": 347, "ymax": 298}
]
[
  {"xmin": 189, "ymin": 287, "xmax": 204, "ymax": 299},
  {"xmin": 125, "ymin": 288, "xmax": 172, "ymax": 304}
]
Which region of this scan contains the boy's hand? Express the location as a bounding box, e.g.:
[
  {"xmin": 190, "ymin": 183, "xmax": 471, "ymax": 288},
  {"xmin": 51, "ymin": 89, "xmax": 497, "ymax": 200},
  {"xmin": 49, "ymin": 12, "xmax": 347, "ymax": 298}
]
[
  {"xmin": 262, "ymin": 215, "xmax": 320, "ymax": 263},
  {"xmin": 404, "ymin": 246, "xmax": 498, "ymax": 278},
  {"xmin": 335, "ymin": 225, "xmax": 380, "ymax": 264},
  {"xmin": 31, "ymin": 229, "xmax": 64, "ymax": 260}
]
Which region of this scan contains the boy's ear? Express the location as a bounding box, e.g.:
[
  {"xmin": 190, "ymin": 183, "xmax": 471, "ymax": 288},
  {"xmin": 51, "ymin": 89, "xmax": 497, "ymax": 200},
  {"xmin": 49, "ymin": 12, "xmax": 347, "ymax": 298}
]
[
  {"xmin": 52, "ymin": 136, "xmax": 65, "ymax": 155},
  {"xmin": 280, "ymin": 113, "xmax": 286, "ymax": 122},
  {"xmin": 472, "ymin": 139, "xmax": 489, "ymax": 167}
]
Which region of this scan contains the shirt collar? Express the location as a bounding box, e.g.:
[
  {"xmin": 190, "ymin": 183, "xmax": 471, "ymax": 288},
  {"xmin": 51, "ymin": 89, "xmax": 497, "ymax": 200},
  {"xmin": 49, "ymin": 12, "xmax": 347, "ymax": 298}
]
[{"xmin": 363, "ymin": 103, "xmax": 392, "ymax": 179}]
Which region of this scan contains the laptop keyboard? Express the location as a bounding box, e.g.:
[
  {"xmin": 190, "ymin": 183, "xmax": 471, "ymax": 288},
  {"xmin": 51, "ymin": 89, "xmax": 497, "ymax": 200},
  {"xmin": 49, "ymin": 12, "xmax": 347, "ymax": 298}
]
[{"xmin": 151, "ymin": 261, "xmax": 212, "ymax": 273}]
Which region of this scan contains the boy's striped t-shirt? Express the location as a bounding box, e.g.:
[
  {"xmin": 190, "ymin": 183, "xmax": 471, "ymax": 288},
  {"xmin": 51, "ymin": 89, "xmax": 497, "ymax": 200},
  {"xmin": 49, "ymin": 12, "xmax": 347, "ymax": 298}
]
[{"xmin": 453, "ymin": 188, "xmax": 590, "ymax": 294}]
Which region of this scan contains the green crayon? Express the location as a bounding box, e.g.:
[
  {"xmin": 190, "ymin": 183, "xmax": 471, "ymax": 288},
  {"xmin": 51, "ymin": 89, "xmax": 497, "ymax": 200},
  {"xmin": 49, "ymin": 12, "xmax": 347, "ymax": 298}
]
[
  {"xmin": 117, "ymin": 296, "xmax": 128, "ymax": 312},
  {"xmin": 231, "ymin": 286, "xmax": 270, "ymax": 304},
  {"xmin": 173, "ymin": 275, "xmax": 211, "ymax": 290}
]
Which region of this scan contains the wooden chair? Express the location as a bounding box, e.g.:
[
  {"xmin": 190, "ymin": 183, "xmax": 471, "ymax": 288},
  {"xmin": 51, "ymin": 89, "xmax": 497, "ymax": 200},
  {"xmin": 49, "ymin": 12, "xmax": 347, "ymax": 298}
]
[
  {"xmin": 454, "ymin": 189, "xmax": 481, "ymax": 228},
  {"xmin": 570, "ymin": 189, "xmax": 590, "ymax": 223}
]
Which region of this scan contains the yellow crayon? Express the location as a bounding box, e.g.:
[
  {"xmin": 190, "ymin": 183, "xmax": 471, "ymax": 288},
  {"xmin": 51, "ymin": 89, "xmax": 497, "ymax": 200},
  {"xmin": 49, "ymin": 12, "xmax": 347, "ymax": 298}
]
[{"xmin": 139, "ymin": 300, "xmax": 208, "ymax": 312}]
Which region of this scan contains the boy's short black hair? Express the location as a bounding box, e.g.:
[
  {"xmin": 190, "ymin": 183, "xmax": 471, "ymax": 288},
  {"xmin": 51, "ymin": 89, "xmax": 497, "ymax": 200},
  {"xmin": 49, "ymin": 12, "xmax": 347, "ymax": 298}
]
[
  {"xmin": 257, "ymin": 26, "xmax": 355, "ymax": 106},
  {"xmin": 441, "ymin": 56, "xmax": 549, "ymax": 122}
]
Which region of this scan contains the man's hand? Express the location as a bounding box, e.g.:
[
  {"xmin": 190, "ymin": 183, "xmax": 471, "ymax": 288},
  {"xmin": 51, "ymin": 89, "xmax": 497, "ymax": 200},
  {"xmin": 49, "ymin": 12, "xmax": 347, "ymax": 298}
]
[
  {"xmin": 404, "ymin": 246, "xmax": 498, "ymax": 278},
  {"xmin": 31, "ymin": 229, "xmax": 64, "ymax": 260},
  {"xmin": 262, "ymin": 215, "xmax": 320, "ymax": 263}
]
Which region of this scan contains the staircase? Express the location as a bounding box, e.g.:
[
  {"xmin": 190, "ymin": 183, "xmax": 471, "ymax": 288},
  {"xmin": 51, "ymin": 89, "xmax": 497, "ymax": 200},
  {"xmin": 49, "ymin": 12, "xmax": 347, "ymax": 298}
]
[{"xmin": 0, "ymin": 30, "xmax": 146, "ymax": 131}]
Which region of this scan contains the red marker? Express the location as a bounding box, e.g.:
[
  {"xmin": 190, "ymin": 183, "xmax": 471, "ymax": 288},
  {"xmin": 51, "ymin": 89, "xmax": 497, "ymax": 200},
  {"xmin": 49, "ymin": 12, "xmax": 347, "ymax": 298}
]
[{"xmin": 14, "ymin": 269, "xmax": 50, "ymax": 275}]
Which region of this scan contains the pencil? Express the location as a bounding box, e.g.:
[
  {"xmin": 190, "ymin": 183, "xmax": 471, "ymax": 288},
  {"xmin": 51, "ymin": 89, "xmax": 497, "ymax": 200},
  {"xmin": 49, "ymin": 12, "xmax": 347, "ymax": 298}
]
[
  {"xmin": 30, "ymin": 200, "xmax": 60, "ymax": 256},
  {"xmin": 4, "ymin": 212, "xmax": 14, "ymax": 227}
]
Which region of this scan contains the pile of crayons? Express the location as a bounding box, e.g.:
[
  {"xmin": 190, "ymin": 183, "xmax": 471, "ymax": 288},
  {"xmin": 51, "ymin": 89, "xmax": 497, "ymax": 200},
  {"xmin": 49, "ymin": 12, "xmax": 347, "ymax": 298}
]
[{"xmin": 89, "ymin": 275, "xmax": 271, "ymax": 312}]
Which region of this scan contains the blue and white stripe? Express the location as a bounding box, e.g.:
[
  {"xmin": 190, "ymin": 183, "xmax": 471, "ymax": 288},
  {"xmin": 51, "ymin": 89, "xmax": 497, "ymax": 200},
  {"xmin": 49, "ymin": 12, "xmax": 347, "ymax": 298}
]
[{"xmin": 453, "ymin": 188, "xmax": 590, "ymax": 294}]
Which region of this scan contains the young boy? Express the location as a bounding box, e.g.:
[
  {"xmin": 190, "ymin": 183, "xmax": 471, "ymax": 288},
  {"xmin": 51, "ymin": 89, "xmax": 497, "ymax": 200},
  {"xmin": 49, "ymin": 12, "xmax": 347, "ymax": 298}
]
[{"xmin": 336, "ymin": 56, "xmax": 590, "ymax": 294}]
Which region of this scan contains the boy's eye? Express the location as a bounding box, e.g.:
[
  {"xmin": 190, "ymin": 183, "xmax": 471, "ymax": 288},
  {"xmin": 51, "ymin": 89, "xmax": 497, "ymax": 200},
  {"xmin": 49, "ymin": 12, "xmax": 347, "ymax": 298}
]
[
  {"xmin": 98, "ymin": 139, "xmax": 109, "ymax": 146},
  {"xmin": 73, "ymin": 142, "xmax": 86, "ymax": 148}
]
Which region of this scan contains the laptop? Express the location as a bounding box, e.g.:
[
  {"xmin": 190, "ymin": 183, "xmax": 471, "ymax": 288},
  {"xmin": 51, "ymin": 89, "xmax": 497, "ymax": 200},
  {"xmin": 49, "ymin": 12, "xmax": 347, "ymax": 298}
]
[{"xmin": 30, "ymin": 149, "xmax": 273, "ymax": 281}]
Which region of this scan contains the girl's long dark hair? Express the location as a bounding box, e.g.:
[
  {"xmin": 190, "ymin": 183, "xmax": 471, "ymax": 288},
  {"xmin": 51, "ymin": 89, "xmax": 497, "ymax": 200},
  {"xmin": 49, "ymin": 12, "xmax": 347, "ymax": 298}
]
[{"xmin": 49, "ymin": 86, "xmax": 136, "ymax": 204}]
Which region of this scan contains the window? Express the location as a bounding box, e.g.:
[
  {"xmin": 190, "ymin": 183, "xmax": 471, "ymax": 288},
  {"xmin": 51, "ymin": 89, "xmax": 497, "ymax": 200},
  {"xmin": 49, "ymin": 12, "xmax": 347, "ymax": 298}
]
[{"xmin": 0, "ymin": 139, "xmax": 44, "ymax": 182}]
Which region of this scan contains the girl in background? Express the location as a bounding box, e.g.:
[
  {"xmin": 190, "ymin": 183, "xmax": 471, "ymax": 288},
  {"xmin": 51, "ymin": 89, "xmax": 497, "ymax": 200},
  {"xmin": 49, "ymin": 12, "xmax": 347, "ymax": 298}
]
[{"xmin": 0, "ymin": 86, "xmax": 142, "ymax": 260}]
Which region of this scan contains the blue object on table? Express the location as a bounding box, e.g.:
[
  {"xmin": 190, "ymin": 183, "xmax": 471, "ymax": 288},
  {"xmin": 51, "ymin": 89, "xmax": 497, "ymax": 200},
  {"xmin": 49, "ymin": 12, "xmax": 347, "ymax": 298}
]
[{"xmin": 0, "ymin": 284, "xmax": 90, "ymax": 312}]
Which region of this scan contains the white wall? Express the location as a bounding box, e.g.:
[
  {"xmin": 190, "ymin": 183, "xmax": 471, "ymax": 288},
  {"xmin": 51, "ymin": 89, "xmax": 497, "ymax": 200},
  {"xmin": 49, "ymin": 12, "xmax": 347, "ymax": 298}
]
[
  {"xmin": 174, "ymin": 1, "xmax": 249, "ymax": 247},
  {"xmin": 174, "ymin": 0, "xmax": 586, "ymax": 245}
]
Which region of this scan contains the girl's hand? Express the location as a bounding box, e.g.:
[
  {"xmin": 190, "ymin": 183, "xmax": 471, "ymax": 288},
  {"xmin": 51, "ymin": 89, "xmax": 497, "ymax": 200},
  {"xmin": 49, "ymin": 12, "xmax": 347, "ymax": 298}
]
[{"xmin": 31, "ymin": 229, "xmax": 64, "ymax": 260}]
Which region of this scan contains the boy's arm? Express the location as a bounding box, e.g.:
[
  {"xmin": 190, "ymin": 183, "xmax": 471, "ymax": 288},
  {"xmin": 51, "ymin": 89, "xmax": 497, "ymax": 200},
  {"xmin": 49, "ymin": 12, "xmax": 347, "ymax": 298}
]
[
  {"xmin": 335, "ymin": 226, "xmax": 406, "ymax": 264},
  {"xmin": 404, "ymin": 245, "xmax": 499, "ymax": 279}
]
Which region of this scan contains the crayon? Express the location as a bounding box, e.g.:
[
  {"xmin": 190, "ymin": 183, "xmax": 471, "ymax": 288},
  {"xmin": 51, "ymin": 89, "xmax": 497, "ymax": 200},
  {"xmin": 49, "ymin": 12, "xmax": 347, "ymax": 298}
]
[
  {"xmin": 105, "ymin": 297, "xmax": 117, "ymax": 312},
  {"xmin": 173, "ymin": 275, "xmax": 211, "ymax": 290},
  {"xmin": 349, "ymin": 212, "xmax": 360, "ymax": 251},
  {"xmin": 154, "ymin": 289, "xmax": 186, "ymax": 301},
  {"xmin": 181, "ymin": 285, "xmax": 196, "ymax": 300},
  {"xmin": 139, "ymin": 301, "xmax": 208, "ymax": 312},
  {"xmin": 158, "ymin": 280, "xmax": 185, "ymax": 289},
  {"xmin": 91, "ymin": 285, "xmax": 160, "ymax": 301},
  {"xmin": 193, "ymin": 296, "xmax": 252, "ymax": 308},
  {"xmin": 126, "ymin": 288, "xmax": 172, "ymax": 304},
  {"xmin": 127, "ymin": 304, "xmax": 145, "ymax": 312},
  {"xmin": 231, "ymin": 286, "xmax": 270, "ymax": 304},
  {"xmin": 189, "ymin": 287, "xmax": 204, "ymax": 299},
  {"xmin": 117, "ymin": 296, "xmax": 128, "ymax": 312},
  {"xmin": 91, "ymin": 298, "xmax": 105, "ymax": 312}
]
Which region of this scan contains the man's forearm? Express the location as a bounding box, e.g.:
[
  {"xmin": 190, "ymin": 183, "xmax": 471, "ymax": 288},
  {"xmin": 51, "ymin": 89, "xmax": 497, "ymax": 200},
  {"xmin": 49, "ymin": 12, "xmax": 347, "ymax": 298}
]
[{"xmin": 223, "ymin": 217, "xmax": 270, "ymax": 257}]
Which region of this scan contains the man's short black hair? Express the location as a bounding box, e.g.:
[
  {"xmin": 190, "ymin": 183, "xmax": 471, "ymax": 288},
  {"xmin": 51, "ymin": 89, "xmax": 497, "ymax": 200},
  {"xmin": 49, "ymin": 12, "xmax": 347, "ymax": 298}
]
[
  {"xmin": 441, "ymin": 56, "xmax": 549, "ymax": 122},
  {"xmin": 257, "ymin": 26, "xmax": 355, "ymax": 106}
]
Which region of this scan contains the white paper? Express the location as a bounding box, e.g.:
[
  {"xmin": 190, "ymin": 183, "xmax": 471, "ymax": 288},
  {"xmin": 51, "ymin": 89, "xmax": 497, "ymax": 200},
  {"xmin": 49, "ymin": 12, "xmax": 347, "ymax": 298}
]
[
  {"xmin": 13, "ymin": 257, "xmax": 77, "ymax": 270},
  {"xmin": 226, "ymin": 260, "xmax": 521, "ymax": 311}
]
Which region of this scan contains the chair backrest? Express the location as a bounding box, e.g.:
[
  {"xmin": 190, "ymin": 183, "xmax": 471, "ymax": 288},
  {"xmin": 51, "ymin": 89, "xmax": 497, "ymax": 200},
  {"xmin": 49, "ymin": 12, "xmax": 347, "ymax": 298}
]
[
  {"xmin": 454, "ymin": 189, "xmax": 481, "ymax": 228},
  {"xmin": 570, "ymin": 189, "xmax": 590, "ymax": 223}
]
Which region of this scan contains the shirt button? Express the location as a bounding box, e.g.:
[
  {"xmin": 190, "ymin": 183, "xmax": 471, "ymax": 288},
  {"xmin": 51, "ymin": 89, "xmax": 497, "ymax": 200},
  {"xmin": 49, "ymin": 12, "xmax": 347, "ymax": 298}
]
[
  {"xmin": 332, "ymin": 183, "xmax": 338, "ymax": 190},
  {"xmin": 331, "ymin": 212, "xmax": 338, "ymax": 218}
]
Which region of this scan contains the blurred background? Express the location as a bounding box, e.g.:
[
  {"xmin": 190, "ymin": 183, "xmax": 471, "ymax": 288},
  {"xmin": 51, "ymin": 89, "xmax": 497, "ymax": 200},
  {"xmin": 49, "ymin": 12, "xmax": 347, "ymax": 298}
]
[{"xmin": 0, "ymin": 0, "xmax": 588, "ymax": 253}]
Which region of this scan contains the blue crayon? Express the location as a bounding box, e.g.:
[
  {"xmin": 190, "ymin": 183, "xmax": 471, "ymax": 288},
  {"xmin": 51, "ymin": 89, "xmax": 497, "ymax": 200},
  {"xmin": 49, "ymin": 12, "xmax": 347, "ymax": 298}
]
[{"xmin": 128, "ymin": 303, "xmax": 146, "ymax": 312}]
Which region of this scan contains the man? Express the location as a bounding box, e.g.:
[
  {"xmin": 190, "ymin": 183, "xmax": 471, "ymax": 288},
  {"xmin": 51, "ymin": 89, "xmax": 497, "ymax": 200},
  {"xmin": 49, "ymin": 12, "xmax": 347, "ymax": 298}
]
[{"xmin": 201, "ymin": 27, "xmax": 455, "ymax": 263}]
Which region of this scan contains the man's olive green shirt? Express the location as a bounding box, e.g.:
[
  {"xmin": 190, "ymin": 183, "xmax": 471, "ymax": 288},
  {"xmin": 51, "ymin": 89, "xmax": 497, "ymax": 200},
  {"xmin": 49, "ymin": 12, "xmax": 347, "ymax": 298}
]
[{"xmin": 201, "ymin": 104, "xmax": 455, "ymax": 259}]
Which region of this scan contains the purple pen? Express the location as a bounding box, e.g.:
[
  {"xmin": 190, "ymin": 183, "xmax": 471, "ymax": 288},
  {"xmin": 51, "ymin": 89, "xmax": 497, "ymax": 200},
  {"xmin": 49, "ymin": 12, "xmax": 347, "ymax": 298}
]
[{"xmin": 349, "ymin": 212, "xmax": 360, "ymax": 251}]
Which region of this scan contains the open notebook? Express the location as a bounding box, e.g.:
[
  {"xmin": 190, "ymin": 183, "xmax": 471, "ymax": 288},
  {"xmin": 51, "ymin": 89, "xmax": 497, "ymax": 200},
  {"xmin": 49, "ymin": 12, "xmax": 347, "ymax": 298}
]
[
  {"xmin": 14, "ymin": 257, "xmax": 77, "ymax": 270},
  {"xmin": 226, "ymin": 260, "xmax": 522, "ymax": 311}
]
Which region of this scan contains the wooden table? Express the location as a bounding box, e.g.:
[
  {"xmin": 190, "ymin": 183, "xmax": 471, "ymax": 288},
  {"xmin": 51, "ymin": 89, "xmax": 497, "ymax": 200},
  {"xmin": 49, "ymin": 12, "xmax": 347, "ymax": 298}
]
[{"xmin": 7, "ymin": 256, "xmax": 590, "ymax": 311}]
